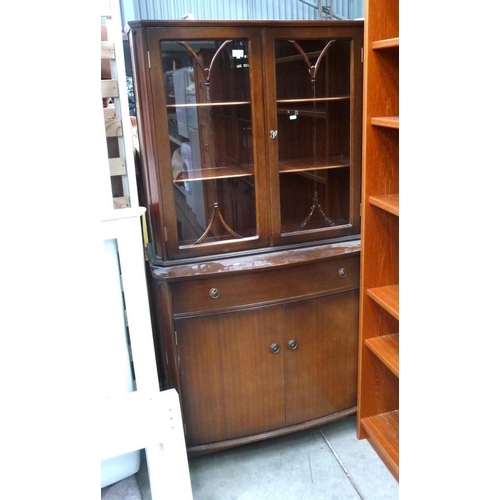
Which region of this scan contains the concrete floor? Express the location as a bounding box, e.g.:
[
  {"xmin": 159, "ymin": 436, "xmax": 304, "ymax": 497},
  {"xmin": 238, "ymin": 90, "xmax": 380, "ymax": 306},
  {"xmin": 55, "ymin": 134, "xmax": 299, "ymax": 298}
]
[{"xmin": 102, "ymin": 415, "xmax": 399, "ymax": 499}]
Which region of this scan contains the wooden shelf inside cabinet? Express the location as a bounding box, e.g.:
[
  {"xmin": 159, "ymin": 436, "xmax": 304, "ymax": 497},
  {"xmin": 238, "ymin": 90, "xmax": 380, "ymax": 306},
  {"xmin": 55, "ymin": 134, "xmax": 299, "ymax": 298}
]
[
  {"xmin": 361, "ymin": 410, "xmax": 399, "ymax": 481},
  {"xmin": 366, "ymin": 285, "xmax": 399, "ymax": 320},
  {"xmin": 277, "ymin": 96, "xmax": 350, "ymax": 104},
  {"xmin": 167, "ymin": 100, "xmax": 251, "ymax": 110},
  {"xmin": 277, "ymin": 96, "xmax": 349, "ymax": 118},
  {"xmin": 173, "ymin": 164, "xmax": 254, "ymax": 183},
  {"xmin": 275, "ymin": 50, "xmax": 322, "ymax": 64},
  {"xmin": 369, "ymin": 194, "xmax": 399, "ymax": 216},
  {"xmin": 279, "ymin": 156, "xmax": 350, "ymax": 173},
  {"xmin": 277, "ymin": 108, "xmax": 326, "ymax": 119},
  {"xmin": 365, "ymin": 334, "xmax": 399, "ymax": 378}
]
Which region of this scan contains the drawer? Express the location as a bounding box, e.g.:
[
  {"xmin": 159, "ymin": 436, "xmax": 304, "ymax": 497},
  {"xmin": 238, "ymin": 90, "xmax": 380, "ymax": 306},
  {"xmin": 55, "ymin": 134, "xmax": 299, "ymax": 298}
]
[{"xmin": 171, "ymin": 253, "xmax": 360, "ymax": 315}]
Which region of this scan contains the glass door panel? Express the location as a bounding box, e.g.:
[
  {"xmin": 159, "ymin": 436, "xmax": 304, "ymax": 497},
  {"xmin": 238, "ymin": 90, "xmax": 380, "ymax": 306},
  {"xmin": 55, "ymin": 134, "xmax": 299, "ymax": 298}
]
[
  {"xmin": 161, "ymin": 39, "xmax": 256, "ymax": 247},
  {"xmin": 274, "ymin": 38, "xmax": 352, "ymax": 236}
]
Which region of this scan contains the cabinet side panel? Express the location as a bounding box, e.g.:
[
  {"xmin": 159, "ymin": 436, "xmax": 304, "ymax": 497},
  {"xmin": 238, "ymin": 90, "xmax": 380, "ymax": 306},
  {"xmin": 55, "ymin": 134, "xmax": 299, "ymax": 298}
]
[
  {"xmin": 129, "ymin": 26, "xmax": 167, "ymax": 262},
  {"xmin": 149, "ymin": 278, "xmax": 177, "ymax": 390}
]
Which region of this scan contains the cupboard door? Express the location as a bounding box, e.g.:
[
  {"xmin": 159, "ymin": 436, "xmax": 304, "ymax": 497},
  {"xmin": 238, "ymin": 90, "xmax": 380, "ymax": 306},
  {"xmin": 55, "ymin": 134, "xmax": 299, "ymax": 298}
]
[
  {"xmin": 176, "ymin": 306, "xmax": 285, "ymax": 446},
  {"xmin": 144, "ymin": 27, "xmax": 269, "ymax": 261},
  {"xmin": 263, "ymin": 27, "xmax": 363, "ymax": 247},
  {"xmin": 284, "ymin": 290, "xmax": 358, "ymax": 426}
]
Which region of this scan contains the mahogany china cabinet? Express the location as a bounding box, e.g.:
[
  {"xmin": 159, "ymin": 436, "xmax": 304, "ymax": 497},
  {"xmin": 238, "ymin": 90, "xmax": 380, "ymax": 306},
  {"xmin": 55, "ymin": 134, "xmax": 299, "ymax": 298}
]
[{"xmin": 128, "ymin": 19, "xmax": 364, "ymax": 454}]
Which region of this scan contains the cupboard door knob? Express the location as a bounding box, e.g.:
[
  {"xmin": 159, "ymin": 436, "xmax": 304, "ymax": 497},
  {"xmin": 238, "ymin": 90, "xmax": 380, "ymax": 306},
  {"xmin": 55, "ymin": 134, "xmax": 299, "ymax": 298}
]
[
  {"xmin": 270, "ymin": 343, "xmax": 281, "ymax": 354},
  {"xmin": 209, "ymin": 287, "xmax": 220, "ymax": 299},
  {"xmin": 287, "ymin": 339, "xmax": 298, "ymax": 350},
  {"xmin": 338, "ymin": 267, "xmax": 347, "ymax": 278},
  {"xmin": 269, "ymin": 130, "xmax": 278, "ymax": 140}
]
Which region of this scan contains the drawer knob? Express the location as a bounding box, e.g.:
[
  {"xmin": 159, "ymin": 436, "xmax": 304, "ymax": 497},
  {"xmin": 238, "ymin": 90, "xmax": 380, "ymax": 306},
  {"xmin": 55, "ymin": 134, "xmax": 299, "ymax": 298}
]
[
  {"xmin": 209, "ymin": 287, "xmax": 220, "ymax": 299},
  {"xmin": 270, "ymin": 343, "xmax": 281, "ymax": 354},
  {"xmin": 338, "ymin": 267, "xmax": 347, "ymax": 278},
  {"xmin": 287, "ymin": 339, "xmax": 298, "ymax": 350}
]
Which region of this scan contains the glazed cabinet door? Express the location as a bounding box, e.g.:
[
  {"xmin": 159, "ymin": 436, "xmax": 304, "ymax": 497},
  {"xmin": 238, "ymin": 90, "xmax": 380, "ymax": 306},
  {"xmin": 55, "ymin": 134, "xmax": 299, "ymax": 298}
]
[
  {"xmin": 262, "ymin": 26, "xmax": 363, "ymax": 247},
  {"xmin": 141, "ymin": 26, "xmax": 269, "ymax": 261},
  {"xmin": 175, "ymin": 306, "xmax": 285, "ymax": 447},
  {"xmin": 284, "ymin": 290, "xmax": 358, "ymax": 426},
  {"xmin": 129, "ymin": 21, "xmax": 363, "ymax": 264}
]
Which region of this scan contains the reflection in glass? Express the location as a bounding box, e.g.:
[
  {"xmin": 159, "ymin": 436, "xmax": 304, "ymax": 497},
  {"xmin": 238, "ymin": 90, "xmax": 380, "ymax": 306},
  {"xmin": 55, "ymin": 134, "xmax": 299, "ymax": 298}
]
[{"xmin": 162, "ymin": 39, "xmax": 256, "ymax": 247}]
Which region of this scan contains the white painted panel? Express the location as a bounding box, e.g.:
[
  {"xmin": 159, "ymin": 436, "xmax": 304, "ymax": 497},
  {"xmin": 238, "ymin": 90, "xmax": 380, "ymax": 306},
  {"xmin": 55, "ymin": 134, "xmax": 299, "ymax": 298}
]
[{"xmin": 100, "ymin": 237, "xmax": 141, "ymax": 487}]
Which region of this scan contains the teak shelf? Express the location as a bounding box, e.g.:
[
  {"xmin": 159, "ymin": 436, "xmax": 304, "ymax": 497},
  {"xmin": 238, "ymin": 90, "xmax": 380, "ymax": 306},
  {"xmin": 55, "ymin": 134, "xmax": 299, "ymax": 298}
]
[
  {"xmin": 365, "ymin": 333, "xmax": 399, "ymax": 378},
  {"xmin": 361, "ymin": 410, "xmax": 399, "ymax": 480},
  {"xmin": 357, "ymin": 0, "xmax": 400, "ymax": 482},
  {"xmin": 366, "ymin": 285, "xmax": 399, "ymax": 320}
]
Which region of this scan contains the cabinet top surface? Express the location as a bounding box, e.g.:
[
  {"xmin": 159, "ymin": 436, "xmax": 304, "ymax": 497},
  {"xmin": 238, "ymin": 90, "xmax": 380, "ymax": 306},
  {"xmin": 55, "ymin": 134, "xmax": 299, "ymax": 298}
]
[
  {"xmin": 151, "ymin": 240, "xmax": 360, "ymax": 281},
  {"xmin": 126, "ymin": 19, "xmax": 364, "ymax": 30}
]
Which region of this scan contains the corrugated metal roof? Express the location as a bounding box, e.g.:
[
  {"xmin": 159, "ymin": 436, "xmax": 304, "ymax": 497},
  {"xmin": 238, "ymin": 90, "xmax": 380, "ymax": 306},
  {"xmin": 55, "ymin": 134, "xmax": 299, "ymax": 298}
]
[{"xmin": 126, "ymin": 0, "xmax": 363, "ymax": 23}]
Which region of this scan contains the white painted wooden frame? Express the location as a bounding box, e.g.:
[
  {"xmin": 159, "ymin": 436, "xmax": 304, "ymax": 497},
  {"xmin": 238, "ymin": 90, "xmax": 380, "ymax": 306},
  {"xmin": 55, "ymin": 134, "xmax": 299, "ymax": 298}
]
[
  {"xmin": 100, "ymin": 1, "xmax": 192, "ymax": 496},
  {"xmin": 100, "ymin": 211, "xmax": 193, "ymax": 499}
]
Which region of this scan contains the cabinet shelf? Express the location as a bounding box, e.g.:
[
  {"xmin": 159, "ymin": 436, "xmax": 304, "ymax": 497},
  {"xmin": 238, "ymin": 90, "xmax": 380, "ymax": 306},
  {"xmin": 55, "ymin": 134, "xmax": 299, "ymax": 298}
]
[
  {"xmin": 369, "ymin": 194, "xmax": 399, "ymax": 216},
  {"xmin": 275, "ymin": 50, "xmax": 322, "ymax": 64},
  {"xmin": 371, "ymin": 116, "xmax": 399, "ymax": 129},
  {"xmin": 366, "ymin": 285, "xmax": 399, "ymax": 320},
  {"xmin": 281, "ymin": 218, "xmax": 349, "ymax": 234},
  {"xmin": 167, "ymin": 100, "xmax": 251, "ymax": 109},
  {"xmin": 372, "ymin": 37, "xmax": 399, "ymax": 50},
  {"xmin": 360, "ymin": 410, "xmax": 399, "ymax": 481},
  {"xmin": 277, "ymin": 108, "xmax": 326, "ymax": 119},
  {"xmin": 277, "ymin": 96, "xmax": 349, "ymax": 118},
  {"xmin": 173, "ymin": 164, "xmax": 254, "ymax": 183},
  {"xmin": 279, "ymin": 156, "xmax": 349, "ymax": 174},
  {"xmin": 365, "ymin": 333, "xmax": 399, "ymax": 377},
  {"xmin": 277, "ymin": 96, "xmax": 349, "ymax": 104}
]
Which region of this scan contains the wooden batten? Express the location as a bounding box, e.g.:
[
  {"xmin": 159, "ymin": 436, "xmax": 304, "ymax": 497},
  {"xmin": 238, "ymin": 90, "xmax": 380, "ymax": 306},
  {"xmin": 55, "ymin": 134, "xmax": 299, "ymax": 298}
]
[
  {"xmin": 101, "ymin": 79, "xmax": 119, "ymax": 98},
  {"xmin": 109, "ymin": 157, "xmax": 127, "ymax": 176},
  {"xmin": 113, "ymin": 196, "xmax": 130, "ymax": 209},
  {"xmin": 101, "ymin": 40, "xmax": 115, "ymax": 60},
  {"xmin": 105, "ymin": 117, "xmax": 122, "ymax": 137}
]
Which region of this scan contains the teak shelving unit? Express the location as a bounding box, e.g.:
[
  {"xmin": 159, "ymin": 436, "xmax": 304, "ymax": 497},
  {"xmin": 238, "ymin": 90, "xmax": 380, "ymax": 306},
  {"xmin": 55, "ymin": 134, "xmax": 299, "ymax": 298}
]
[{"xmin": 357, "ymin": 0, "xmax": 399, "ymax": 482}]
